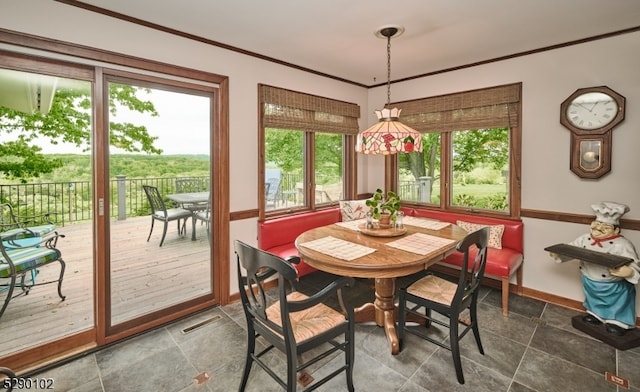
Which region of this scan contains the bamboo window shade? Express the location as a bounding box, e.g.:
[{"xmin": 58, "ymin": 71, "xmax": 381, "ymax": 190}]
[
  {"xmin": 395, "ymin": 83, "xmax": 521, "ymax": 133},
  {"xmin": 260, "ymin": 84, "xmax": 360, "ymax": 135}
]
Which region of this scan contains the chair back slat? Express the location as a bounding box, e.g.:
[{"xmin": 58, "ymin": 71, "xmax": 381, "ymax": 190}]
[
  {"xmin": 235, "ymin": 240, "xmax": 299, "ymax": 342},
  {"xmin": 142, "ymin": 185, "xmax": 167, "ymax": 216},
  {"xmin": 175, "ymin": 178, "xmax": 204, "ymax": 193},
  {"xmin": 453, "ymin": 227, "xmax": 489, "ymax": 306},
  {"xmin": 234, "ymin": 239, "xmax": 355, "ymax": 391}
]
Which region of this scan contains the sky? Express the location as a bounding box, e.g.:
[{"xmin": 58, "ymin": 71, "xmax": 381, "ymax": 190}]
[
  {"xmin": 8, "ymin": 86, "xmax": 211, "ymax": 156},
  {"xmin": 109, "ymin": 88, "xmax": 211, "ymax": 155}
]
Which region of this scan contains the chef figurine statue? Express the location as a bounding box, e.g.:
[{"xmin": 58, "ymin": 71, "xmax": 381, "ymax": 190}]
[{"xmin": 551, "ymin": 201, "xmax": 640, "ymax": 336}]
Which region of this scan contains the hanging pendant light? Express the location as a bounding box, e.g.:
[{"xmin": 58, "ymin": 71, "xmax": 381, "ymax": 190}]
[{"xmin": 356, "ymin": 26, "xmax": 423, "ymax": 155}]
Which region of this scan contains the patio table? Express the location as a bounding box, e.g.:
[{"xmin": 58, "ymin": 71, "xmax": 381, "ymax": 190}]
[{"xmin": 166, "ymin": 192, "xmax": 210, "ymax": 240}]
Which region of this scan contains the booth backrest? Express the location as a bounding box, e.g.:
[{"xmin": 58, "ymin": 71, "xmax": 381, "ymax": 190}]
[
  {"xmin": 403, "ymin": 208, "xmax": 523, "ymax": 254},
  {"xmin": 258, "ymin": 208, "xmax": 341, "ymax": 250}
]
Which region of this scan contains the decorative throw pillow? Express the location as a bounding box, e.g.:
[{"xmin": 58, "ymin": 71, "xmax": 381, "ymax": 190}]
[
  {"xmin": 456, "ymin": 220, "xmax": 504, "ymax": 249},
  {"xmin": 339, "ymin": 200, "xmax": 370, "ymax": 221}
]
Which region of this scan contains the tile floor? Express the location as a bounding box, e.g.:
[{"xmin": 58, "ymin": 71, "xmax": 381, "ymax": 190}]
[{"xmin": 23, "ymin": 272, "xmax": 640, "ymax": 391}]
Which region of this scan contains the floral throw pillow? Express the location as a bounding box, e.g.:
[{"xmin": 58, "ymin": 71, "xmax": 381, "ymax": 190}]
[
  {"xmin": 456, "ymin": 220, "xmax": 504, "ymax": 249},
  {"xmin": 339, "ymin": 200, "xmax": 370, "ymax": 222}
]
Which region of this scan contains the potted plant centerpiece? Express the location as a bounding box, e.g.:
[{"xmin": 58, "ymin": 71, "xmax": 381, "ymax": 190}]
[{"xmin": 366, "ymin": 188, "xmax": 401, "ymax": 228}]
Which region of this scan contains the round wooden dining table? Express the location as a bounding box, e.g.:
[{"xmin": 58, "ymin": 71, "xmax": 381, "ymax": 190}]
[{"xmin": 295, "ymin": 220, "xmax": 467, "ymax": 354}]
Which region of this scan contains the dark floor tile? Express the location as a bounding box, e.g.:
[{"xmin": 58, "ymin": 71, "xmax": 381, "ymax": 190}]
[
  {"xmin": 507, "ymin": 381, "xmax": 536, "ymax": 392},
  {"xmin": 540, "ymin": 303, "xmax": 591, "ymax": 337},
  {"xmin": 26, "ymin": 270, "xmax": 638, "ymax": 392},
  {"xmin": 207, "ymin": 353, "xmax": 286, "ymax": 392},
  {"xmin": 95, "ymin": 328, "xmax": 177, "ymax": 373},
  {"xmin": 530, "ymin": 322, "xmax": 615, "ymax": 374},
  {"xmin": 220, "ymin": 299, "xmax": 246, "ymax": 328},
  {"xmin": 355, "ymin": 323, "xmax": 437, "ymax": 379},
  {"xmin": 101, "ymin": 346, "xmax": 194, "ymax": 392},
  {"xmin": 477, "ymin": 302, "xmax": 537, "ymax": 345},
  {"xmin": 165, "ymin": 307, "xmax": 233, "ymax": 345},
  {"xmin": 409, "ymin": 348, "xmax": 511, "ymax": 391},
  {"xmin": 459, "ymin": 328, "xmax": 528, "ymax": 379},
  {"xmin": 178, "ymin": 318, "xmax": 249, "ymax": 374},
  {"xmin": 30, "ymin": 355, "xmax": 101, "ymax": 391},
  {"xmin": 514, "ymin": 347, "xmax": 616, "ymax": 392},
  {"xmin": 318, "ymin": 350, "xmax": 409, "ymax": 392},
  {"xmin": 68, "ymin": 379, "xmax": 105, "ymax": 392},
  {"xmin": 482, "ymin": 289, "xmax": 546, "ymax": 319},
  {"xmin": 397, "ymin": 380, "xmax": 432, "ymax": 392},
  {"xmin": 616, "ymin": 347, "xmax": 640, "ymax": 387}
]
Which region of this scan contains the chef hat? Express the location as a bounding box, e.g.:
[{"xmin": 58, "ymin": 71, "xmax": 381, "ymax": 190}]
[{"xmin": 590, "ymin": 201, "xmax": 630, "ymax": 225}]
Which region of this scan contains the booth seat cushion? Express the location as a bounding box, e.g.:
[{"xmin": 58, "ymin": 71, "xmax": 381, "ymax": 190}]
[
  {"xmin": 402, "ymin": 207, "xmax": 524, "ymax": 279},
  {"xmin": 258, "ymin": 208, "xmax": 341, "ymax": 277},
  {"xmin": 403, "ymin": 207, "xmax": 524, "ymax": 316},
  {"xmin": 442, "ymin": 247, "xmax": 523, "ymax": 279}
]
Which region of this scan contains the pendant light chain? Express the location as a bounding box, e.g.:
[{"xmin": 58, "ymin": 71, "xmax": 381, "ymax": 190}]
[
  {"xmin": 386, "ymin": 34, "xmax": 392, "ymax": 108},
  {"xmin": 355, "ymin": 25, "xmax": 423, "ymax": 154}
]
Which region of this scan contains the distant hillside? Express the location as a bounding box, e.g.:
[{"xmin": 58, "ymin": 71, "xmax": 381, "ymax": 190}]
[{"xmin": 23, "ymin": 154, "xmax": 210, "ymax": 183}]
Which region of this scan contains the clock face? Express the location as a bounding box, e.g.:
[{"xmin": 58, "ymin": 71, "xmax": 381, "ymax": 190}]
[{"xmin": 566, "ymin": 92, "xmax": 619, "ymax": 130}]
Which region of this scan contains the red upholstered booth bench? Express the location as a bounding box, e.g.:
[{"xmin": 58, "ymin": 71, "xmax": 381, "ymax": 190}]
[
  {"xmin": 403, "ymin": 208, "xmax": 524, "ymax": 316},
  {"xmin": 258, "ymin": 208, "xmax": 341, "ymax": 277}
]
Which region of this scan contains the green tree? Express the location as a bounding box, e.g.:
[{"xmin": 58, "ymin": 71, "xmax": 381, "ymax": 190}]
[
  {"xmin": 264, "ymin": 129, "xmax": 303, "ymax": 172},
  {"xmin": 452, "ymin": 128, "xmax": 508, "ymax": 174},
  {"xmin": 401, "ymin": 128, "xmax": 508, "ymax": 183},
  {"xmin": 0, "ymin": 83, "xmax": 160, "ymax": 181},
  {"xmin": 400, "ymin": 132, "xmax": 441, "ymax": 181},
  {"xmin": 265, "ymin": 129, "xmax": 343, "ymax": 180}
]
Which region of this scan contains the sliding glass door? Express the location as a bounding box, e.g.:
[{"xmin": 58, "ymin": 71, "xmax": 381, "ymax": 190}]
[
  {"xmin": 0, "ymin": 59, "xmax": 96, "ymax": 366},
  {"xmin": 104, "ymin": 74, "xmax": 214, "ymax": 330},
  {"xmin": 0, "ymin": 44, "xmax": 225, "ymax": 371}
]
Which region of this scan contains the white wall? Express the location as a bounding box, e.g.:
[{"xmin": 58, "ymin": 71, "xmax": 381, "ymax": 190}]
[
  {"xmin": 2, "ymin": 1, "xmax": 640, "ymax": 306},
  {"xmin": 369, "ymin": 32, "xmax": 640, "ymax": 306}
]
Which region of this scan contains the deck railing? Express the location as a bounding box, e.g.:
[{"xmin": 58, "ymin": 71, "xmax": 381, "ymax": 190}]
[
  {"xmin": 1, "ymin": 174, "xmax": 429, "ymax": 226},
  {"xmin": 0, "ymin": 176, "xmax": 208, "ymax": 226}
]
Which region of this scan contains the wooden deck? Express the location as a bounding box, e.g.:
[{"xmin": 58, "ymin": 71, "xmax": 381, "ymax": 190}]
[{"xmin": 0, "ymin": 216, "xmax": 212, "ymax": 356}]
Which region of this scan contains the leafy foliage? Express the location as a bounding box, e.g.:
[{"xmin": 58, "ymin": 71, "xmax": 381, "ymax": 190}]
[
  {"xmin": 9, "ymin": 154, "xmax": 210, "ymax": 183},
  {"xmin": 366, "ymin": 188, "xmax": 401, "ymax": 220},
  {"xmin": 264, "ymin": 129, "xmax": 343, "ymax": 179},
  {"xmin": 0, "ymin": 83, "xmax": 160, "ymax": 181},
  {"xmin": 452, "ymin": 128, "xmax": 509, "ymax": 173}
]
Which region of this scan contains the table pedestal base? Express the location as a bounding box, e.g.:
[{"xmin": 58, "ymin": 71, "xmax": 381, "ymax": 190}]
[{"xmin": 353, "ymin": 278, "xmax": 401, "ymax": 354}]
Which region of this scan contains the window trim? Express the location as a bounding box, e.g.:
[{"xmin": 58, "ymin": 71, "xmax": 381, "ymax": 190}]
[
  {"xmin": 389, "ymin": 83, "xmax": 522, "ymax": 219},
  {"xmin": 258, "ymin": 84, "xmax": 359, "ymax": 219}
]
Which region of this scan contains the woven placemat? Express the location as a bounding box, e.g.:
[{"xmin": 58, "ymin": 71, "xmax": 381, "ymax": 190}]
[
  {"xmin": 299, "ymin": 236, "xmax": 376, "ymax": 261},
  {"xmin": 386, "ymin": 232, "xmax": 456, "ymax": 255},
  {"xmin": 403, "ymin": 216, "xmax": 450, "ymax": 230}
]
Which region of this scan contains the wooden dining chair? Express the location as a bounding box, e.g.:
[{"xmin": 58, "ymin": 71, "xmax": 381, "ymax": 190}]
[
  {"xmin": 142, "ymin": 185, "xmax": 192, "ymax": 247},
  {"xmin": 397, "ymin": 227, "xmax": 489, "ymax": 384},
  {"xmin": 234, "ymin": 240, "xmax": 356, "ymax": 392}
]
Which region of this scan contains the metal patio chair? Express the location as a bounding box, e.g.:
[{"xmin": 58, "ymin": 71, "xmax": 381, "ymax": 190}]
[
  {"xmin": 142, "ymin": 185, "xmax": 192, "ymax": 247},
  {"xmin": 0, "ymin": 228, "xmax": 66, "ymax": 321}
]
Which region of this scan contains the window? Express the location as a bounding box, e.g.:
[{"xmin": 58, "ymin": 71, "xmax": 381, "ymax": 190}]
[
  {"xmin": 395, "ymin": 83, "xmax": 521, "ymax": 217},
  {"xmin": 259, "ymin": 85, "xmax": 359, "ymax": 216}
]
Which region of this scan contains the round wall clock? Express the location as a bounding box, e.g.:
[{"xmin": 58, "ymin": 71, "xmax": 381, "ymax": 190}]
[
  {"xmin": 560, "ymin": 86, "xmax": 625, "ymax": 135},
  {"xmin": 560, "ymin": 86, "xmax": 626, "ymax": 179}
]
